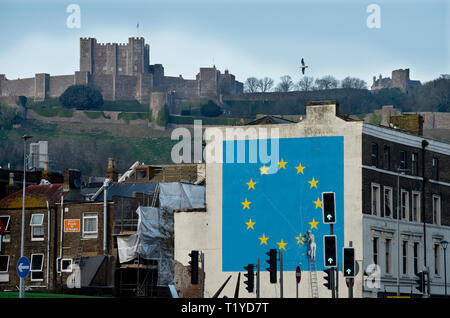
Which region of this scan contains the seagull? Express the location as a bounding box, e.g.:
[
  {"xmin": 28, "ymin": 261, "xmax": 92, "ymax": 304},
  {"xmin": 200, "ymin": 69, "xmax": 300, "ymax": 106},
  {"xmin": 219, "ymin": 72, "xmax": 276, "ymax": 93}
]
[{"xmin": 300, "ymin": 58, "xmax": 308, "ymax": 75}]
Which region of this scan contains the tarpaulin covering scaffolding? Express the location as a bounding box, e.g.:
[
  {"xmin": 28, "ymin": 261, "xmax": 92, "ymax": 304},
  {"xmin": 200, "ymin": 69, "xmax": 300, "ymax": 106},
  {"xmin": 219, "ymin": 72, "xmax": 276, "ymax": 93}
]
[{"xmin": 116, "ymin": 182, "xmax": 205, "ymax": 286}]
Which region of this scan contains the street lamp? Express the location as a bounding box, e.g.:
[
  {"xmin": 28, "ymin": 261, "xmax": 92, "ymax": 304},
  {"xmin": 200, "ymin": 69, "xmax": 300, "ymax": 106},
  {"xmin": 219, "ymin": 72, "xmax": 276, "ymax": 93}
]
[
  {"xmin": 19, "ymin": 135, "xmax": 32, "ymax": 298},
  {"xmin": 441, "ymin": 240, "xmax": 448, "ymax": 297},
  {"xmin": 396, "ymin": 166, "xmax": 409, "ymax": 296}
]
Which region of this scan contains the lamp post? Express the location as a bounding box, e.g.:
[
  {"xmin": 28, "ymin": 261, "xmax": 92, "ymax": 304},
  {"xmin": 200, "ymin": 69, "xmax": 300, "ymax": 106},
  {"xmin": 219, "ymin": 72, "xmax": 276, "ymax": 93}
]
[
  {"xmin": 19, "ymin": 135, "xmax": 32, "ymax": 298},
  {"xmin": 441, "ymin": 240, "xmax": 448, "ymax": 297},
  {"xmin": 396, "ymin": 166, "xmax": 409, "ymax": 296}
]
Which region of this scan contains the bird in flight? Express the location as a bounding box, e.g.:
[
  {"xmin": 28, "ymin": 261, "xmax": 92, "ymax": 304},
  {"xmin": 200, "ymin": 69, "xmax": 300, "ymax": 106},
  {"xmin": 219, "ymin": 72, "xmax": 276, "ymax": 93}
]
[{"xmin": 300, "ymin": 58, "xmax": 308, "ymax": 75}]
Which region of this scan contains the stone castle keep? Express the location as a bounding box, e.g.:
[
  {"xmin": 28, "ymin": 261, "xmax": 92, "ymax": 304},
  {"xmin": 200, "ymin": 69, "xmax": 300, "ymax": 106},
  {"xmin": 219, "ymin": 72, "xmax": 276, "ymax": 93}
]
[
  {"xmin": 370, "ymin": 68, "xmax": 421, "ymax": 94},
  {"xmin": 0, "ymin": 37, "xmax": 243, "ymax": 103}
]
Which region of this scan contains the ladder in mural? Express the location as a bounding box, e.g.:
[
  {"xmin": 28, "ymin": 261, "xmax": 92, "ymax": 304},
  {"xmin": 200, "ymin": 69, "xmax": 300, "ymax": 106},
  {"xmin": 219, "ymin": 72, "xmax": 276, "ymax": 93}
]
[
  {"xmin": 309, "ymin": 258, "xmax": 319, "ymax": 298},
  {"xmin": 151, "ymin": 183, "xmax": 160, "ymax": 207},
  {"xmin": 74, "ymin": 239, "xmax": 84, "ymax": 268}
]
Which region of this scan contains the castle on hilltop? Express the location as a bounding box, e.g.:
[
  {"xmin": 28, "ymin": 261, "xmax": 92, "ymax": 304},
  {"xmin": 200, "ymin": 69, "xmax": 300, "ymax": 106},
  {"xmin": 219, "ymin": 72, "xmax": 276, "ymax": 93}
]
[
  {"xmin": 371, "ymin": 68, "xmax": 421, "ymax": 94},
  {"xmin": 0, "ymin": 37, "xmax": 243, "ymax": 103}
]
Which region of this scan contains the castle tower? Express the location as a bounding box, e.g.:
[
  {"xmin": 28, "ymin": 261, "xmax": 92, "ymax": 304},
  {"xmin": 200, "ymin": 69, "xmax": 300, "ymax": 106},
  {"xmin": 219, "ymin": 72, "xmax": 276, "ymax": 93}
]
[{"xmin": 80, "ymin": 38, "xmax": 96, "ymax": 74}]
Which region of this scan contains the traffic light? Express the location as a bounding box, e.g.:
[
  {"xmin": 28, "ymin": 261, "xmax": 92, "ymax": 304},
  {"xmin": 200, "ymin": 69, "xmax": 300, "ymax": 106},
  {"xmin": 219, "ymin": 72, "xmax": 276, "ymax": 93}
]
[
  {"xmin": 322, "ymin": 192, "xmax": 336, "ymax": 224},
  {"xmin": 323, "ymin": 235, "xmax": 337, "ymax": 267},
  {"xmin": 415, "ymin": 271, "xmax": 425, "ymax": 293},
  {"xmin": 343, "ymin": 247, "xmax": 355, "ymax": 277},
  {"xmin": 323, "ymin": 268, "xmax": 332, "ymax": 290},
  {"xmin": 266, "ymin": 249, "xmax": 277, "ymax": 284},
  {"xmin": 243, "ymin": 264, "xmax": 254, "ymax": 293},
  {"xmin": 189, "ymin": 250, "xmax": 199, "ymax": 284}
]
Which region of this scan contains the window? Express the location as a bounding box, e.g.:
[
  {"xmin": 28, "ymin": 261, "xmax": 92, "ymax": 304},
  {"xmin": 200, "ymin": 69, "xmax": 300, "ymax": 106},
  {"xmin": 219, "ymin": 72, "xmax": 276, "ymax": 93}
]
[
  {"xmin": 432, "ymin": 195, "xmax": 441, "ymax": 225},
  {"xmin": 411, "ymin": 192, "xmax": 420, "ymax": 222},
  {"xmin": 371, "ymin": 184, "xmax": 381, "ymax": 216},
  {"xmin": 83, "ymin": 213, "xmax": 98, "ymax": 238},
  {"xmin": 401, "ymin": 190, "xmax": 409, "ymax": 220},
  {"xmin": 0, "ymin": 255, "xmax": 9, "ymax": 273},
  {"xmin": 383, "ymin": 146, "xmax": 390, "ymax": 170},
  {"xmin": 400, "ymin": 151, "xmax": 407, "ymax": 170},
  {"xmin": 402, "ymin": 241, "xmax": 408, "ymax": 275},
  {"xmin": 411, "ymin": 153, "xmax": 418, "ymax": 176},
  {"xmin": 432, "ymin": 158, "xmax": 439, "ymax": 180},
  {"xmin": 136, "ymin": 168, "xmax": 148, "ymax": 180},
  {"xmin": 434, "ymin": 244, "xmax": 441, "ymax": 276},
  {"xmin": 384, "ymin": 187, "xmax": 393, "ymax": 218},
  {"xmin": 413, "ymin": 242, "xmax": 419, "ymax": 274},
  {"xmin": 30, "ymin": 214, "xmax": 44, "ymax": 241},
  {"xmin": 0, "ymin": 215, "xmax": 11, "ymax": 243},
  {"xmin": 371, "ymin": 143, "xmax": 378, "ymax": 167},
  {"xmin": 373, "ymin": 237, "xmax": 379, "ymax": 265},
  {"xmin": 61, "ymin": 259, "xmax": 73, "ymax": 273},
  {"xmin": 30, "ymin": 254, "xmax": 44, "ymax": 281},
  {"xmin": 385, "ymin": 239, "xmax": 391, "ymax": 274}
]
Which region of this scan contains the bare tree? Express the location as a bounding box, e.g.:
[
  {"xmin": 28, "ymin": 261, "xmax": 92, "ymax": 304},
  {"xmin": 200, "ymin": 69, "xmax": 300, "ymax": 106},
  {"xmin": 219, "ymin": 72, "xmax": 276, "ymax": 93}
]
[
  {"xmin": 297, "ymin": 76, "xmax": 315, "ymax": 91},
  {"xmin": 275, "ymin": 75, "xmax": 295, "ymax": 92},
  {"xmin": 341, "ymin": 76, "xmax": 367, "ymax": 89},
  {"xmin": 258, "ymin": 77, "xmax": 274, "ymax": 92},
  {"xmin": 244, "ymin": 77, "xmax": 260, "ymax": 93},
  {"xmin": 315, "ymin": 75, "xmax": 339, "ymax": 90}
]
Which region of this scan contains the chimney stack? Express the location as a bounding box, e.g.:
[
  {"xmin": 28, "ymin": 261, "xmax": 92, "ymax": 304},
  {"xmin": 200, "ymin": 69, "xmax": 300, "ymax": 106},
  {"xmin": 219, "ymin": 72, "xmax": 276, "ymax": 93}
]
[{"xmin": 105, "ymin": 158, "xmax": 118, "ymax": 182}]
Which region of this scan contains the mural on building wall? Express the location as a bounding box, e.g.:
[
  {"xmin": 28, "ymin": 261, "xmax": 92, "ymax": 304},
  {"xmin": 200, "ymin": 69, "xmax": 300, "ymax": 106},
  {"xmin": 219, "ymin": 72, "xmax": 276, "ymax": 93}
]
[{"xmin": 222, "ymin": 136, "xmax": 344, "ymax": 271}]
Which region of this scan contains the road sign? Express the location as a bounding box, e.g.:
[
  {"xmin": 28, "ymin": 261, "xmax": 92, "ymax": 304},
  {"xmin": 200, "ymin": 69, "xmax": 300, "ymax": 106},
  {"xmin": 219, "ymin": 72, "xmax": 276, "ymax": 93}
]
[
  {"xmin": 323, "ymin": 235, "xmax": 337, "ymax": 268},
  {"xmin": 343, "ymin": 247, "xmax": 355, "ymax": 277},
  {"xmin": 17, "ymin": 256, "xmax": 30, "ymax": 278},
  {"xmin": 296, "ymin": 266, "xmax": 301, "ymax": 284},
  {"xmin": 322, "ymin": 192, "xmax": 336, "ymax": 224}
]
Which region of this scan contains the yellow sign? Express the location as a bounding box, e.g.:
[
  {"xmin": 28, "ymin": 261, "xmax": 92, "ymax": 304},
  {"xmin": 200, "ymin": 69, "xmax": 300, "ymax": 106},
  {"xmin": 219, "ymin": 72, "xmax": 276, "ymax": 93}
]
[
  {"xmin": 64, "ymin": 219, "xmax": 80, "ymax": 232},
  {"xmin": 386, "ymin": 296, "xmax": 411, "ymax": 299}
]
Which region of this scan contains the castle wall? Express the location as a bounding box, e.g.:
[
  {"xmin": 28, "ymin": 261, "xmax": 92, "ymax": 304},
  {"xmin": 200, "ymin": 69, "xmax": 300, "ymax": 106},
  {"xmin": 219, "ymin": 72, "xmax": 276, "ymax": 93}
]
[
  {"xmin": 117, "ymin": 45, "xmax": 129, "ymax": 75},
  {"xmin": 48, "ymin": 75, "xmax": 75, "ymax": 98},
  {"xmin": 0, "ymin": 76, "xmax": 35, "ymax": 98},
  {"xmin": 114, "ymin": 75, "xmax": 137, "ymax": 101},
  {"xmin": 198, "ymin": 68, "xmax": 219, "ymax": 97},
  {"xmin": 80, "ymin": 38, "xmax": 95, "ymax": 74},
  {"xmin": 91, "ymin": 74, "xmax": 114, "ymax": 100}
]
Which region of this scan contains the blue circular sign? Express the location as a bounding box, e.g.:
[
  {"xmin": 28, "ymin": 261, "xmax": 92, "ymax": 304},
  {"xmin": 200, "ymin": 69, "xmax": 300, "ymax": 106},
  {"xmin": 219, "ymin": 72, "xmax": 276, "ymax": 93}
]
[{"xmin": 17, "ymin": 256, "xmax": 30, "ymax": 278}]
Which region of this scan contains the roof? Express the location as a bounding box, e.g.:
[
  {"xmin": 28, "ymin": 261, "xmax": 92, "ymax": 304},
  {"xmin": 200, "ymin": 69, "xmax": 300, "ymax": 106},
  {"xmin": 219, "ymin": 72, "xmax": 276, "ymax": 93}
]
[
  {"xmin": 93, "ymin": 182, "xmax": 158, "ymax": 201},
  {"xmin": 0, "ymin": 184, "xmax": 67, "ymax": 209},
  {"xmin": 246, "ymin": 115, "xmax": 297, "ymax": 125}
]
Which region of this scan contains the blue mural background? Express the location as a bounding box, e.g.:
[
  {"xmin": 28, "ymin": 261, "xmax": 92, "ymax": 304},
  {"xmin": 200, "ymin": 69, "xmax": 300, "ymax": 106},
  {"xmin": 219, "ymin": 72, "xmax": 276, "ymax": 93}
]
[{"xmin": 222, "ymin": 136, "xmax": 344, "ymax": 271}]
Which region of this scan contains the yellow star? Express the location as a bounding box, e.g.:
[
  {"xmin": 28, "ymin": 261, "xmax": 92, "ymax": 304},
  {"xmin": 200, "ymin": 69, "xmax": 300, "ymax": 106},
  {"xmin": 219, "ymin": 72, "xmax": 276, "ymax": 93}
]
[
  {"xmin": 295, "ymin": 233, "xmax": 305, "ymax": 245},
  {"xmin": 308, "ymin": 177, "xmax": 319, "ymax": 189},
  {"xmin": 258, "ymin": 233, "xmax": 269, "ymax": 245},
  {"xmin": 313, "ymin": 197, "xmax": 322, "ymax": 209},
  {"xmin": 277, "ymin": 239, "xmax": 287, "ymax": 250},
  {"xmin": 241, "ymin": 198, "xmax": 251, "ymax": 210},
  {"xmin": 295, "ymin": 163, "xmax": 306, "ymax": 174},
  {"xmin": 278, "ymin": 158, "xmax": 287, "ymax": 170},
  {"xmin": 246, "ymin": 179, "xmax": 256, "ymax": 190},
  {"xmin": 259, "ymin": 164, "xmax": 269, "ymax": 175},
  {"xmin": 245, "ymin": 218, "xmax": 255, "ymax": 230},
  {"xmin": 308, "ymin": 218, "xmax": 319, "ymax": 230}
]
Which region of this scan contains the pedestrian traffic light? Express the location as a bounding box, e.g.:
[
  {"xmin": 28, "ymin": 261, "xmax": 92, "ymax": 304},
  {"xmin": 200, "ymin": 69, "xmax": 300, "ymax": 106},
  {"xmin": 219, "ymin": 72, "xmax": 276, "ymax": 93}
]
[
  {"xmin": 243, "ymin": 264, "xmax": 254, "ymax": 293},
  {"xmin": 415, "ymin": 271, "xmax": 425, "ymax": 294},
  {"xmin": 189, "ymin": 250, "xmax": 199, "ymax": 284},
  {"xmin": 323, "ymin": 235, "xmax": 337, "ymax": 267},
  {"xmin": 266, "ymin": 249, "xmax": 277, "ymax": 284},
  {"xmin": 323, "ymin": 268, "xmax": 332, "ymax": 290},
  {"xmin": 343, "ymin": 247, "xmax": 355, "ymax": 277},
  {"xmin": 322, "ymin": 192, "xmax": 336, "ymax": 224}
]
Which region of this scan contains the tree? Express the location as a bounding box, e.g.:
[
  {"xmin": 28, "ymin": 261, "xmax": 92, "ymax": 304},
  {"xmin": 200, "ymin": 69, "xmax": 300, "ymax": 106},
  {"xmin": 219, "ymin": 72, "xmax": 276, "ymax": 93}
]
[
  {"xmin": 297, "ymin": 76, "xmax": 315, "ymax": 91},
  {"xmin": 315, "ymin": 75, "xmax": 339, "ymax": 90},
  {"xmin": 200, "ymin": 100, "xmax": 222, "ymax": 117},
  {"xmin": 341, "ymin": 77, "xmax": 367, "ymax": 89},
  {"xmin": 16, "ymin": 96, "xmax": 27, "ymax": 107},
  {"xmin": 0, "ymin": 104, "xmax": 22, "ymax": 130},
  {"xmin": 59, "ymin": 85, "xmax": 104, "ymax": 110},
  {"xmin": 275, "ymin": 75, "xmax": 294, "ymax": 92},
  {"xmin": 244, "ymin": 77, "xmax": 260, "ymax": 93},
  {"xmin": 258, "ymin": 77, "xmax": 274, "ymax": 92}
]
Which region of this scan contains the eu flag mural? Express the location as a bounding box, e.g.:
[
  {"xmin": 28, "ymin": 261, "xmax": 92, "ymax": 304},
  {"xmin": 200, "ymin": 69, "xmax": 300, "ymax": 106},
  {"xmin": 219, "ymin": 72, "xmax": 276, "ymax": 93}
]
[{"xmin": 222, "ymin": 136, "xmax": 344, "ymax": 271}]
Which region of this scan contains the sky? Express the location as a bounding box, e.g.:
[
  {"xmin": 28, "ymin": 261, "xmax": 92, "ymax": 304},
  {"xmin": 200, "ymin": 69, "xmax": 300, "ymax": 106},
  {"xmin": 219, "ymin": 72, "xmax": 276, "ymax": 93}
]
[{"xmin": 0, "ymin": 0, "xmax": 448, "ymax": 87}]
